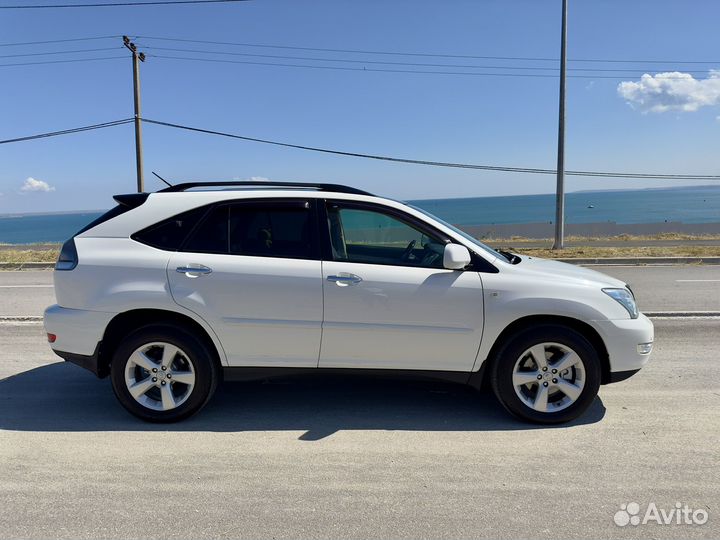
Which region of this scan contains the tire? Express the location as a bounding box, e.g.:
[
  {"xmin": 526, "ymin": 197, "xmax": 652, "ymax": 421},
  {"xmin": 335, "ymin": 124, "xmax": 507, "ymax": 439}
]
[
  {"xmin": 490, "ymin": 324, "xmax": 601, "ymax": 424},
  {"xmin": 110, "ymin": 324, "xmax": 220, "ymax": 422}
]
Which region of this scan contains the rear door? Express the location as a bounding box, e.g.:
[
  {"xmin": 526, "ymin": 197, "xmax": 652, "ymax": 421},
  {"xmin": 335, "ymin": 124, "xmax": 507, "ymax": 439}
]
[
  {"xmin": 167, "ymin": 199, "xmax": 323, "ymax": 367},
  {"xmin": 319, "ymin": 201, "xmax": 484, "ymax": 371}
]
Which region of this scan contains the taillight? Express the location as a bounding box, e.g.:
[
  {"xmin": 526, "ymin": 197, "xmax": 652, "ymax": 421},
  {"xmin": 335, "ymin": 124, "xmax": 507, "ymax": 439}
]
[
  {"xmin": 55, "ymin": 238, "xmax": 78, "ymax": 271},
  {"xmin": 47, "ymin": 333, "xmax": 57, "ymax": 343}
]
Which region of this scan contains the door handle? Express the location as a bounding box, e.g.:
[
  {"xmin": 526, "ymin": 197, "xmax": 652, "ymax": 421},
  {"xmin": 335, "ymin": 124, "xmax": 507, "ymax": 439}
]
[
  {"xmin": 327, "ymin": 273, "xmax": 362, "ymax": 286},
  {"xmin": 176, "ymin": 265, "xmax": 213, "ymax": 277}
]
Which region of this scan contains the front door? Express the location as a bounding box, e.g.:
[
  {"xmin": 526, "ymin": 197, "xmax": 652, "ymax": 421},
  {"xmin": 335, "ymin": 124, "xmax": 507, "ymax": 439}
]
[
  {"xmin": 168, "ymin": 199, "xmax": 323, "ymax": 367},
  {"xmin": 319, "ymin": 202, "xmax": 484, "ymax": 371}
]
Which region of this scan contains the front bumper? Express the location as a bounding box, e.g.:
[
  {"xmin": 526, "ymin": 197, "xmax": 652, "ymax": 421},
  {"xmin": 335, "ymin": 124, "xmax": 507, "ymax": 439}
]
[{"xmin": 593, "ymin": 312, "xmax": 654, "ymax": 382}]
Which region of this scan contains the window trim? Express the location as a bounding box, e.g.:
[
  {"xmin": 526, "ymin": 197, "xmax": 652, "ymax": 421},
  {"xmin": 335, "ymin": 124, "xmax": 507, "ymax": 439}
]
[{"xmin": 178, "ymin": 198, "xmax": 321, "ymax": 261}]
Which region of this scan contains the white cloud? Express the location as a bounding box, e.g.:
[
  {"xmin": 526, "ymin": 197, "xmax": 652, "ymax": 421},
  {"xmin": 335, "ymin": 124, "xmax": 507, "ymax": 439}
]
[
  {"xmin": 617, "ymin": 70, "xmax": 720, "ymax": 113},
  {"xmin": 20, "ymin": 177, "xmax": 55, "ymax": 193}
]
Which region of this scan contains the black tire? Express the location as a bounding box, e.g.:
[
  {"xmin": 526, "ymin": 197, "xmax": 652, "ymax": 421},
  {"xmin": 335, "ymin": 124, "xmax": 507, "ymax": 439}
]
[
  {"xmin": 110, "ymin": 324, "xmax": 220, "ymax": 422},
  {"xmin": 490, "ymin": 324, "xmax": 601, "ymax": 424}
]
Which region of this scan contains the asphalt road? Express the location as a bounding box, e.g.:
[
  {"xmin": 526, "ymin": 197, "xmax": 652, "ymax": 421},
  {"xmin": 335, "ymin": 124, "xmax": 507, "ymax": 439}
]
[
  {"xmin": 1, "ymin": 265, "xmax": 719, "ymax": 316},
  {"xmin": 1, "ymin": 266, "xmax": 718, "ymax": 539},
  {"xmin": 0, "ymin": 319, "xmax": 717, "ymax": 539}
]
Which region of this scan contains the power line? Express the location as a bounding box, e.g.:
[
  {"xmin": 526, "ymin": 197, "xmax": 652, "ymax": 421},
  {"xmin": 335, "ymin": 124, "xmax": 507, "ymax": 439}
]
[
  {"xmin": 0, "ymin": 47, "xmax": 119, "ymax": 58},
  {"xmin": 0, "ymin": 56, "xmax": 125, "ymax": 67},
  {"xmin": 0, "ymin": 35, "xmax": 121, "ymax": 47},
  {"xmin": 2, "ymin": 116, "xmax": 716, "ymax": 181},
  {"xmin": 2, "ymin": 33, "xmax": 715, "ymax": 65},
  {"xmin": 148, "ymin": 54, "xmax": 709, "ymax": 80},
  {"xmin": 142, "ymin": 118, "xmax": 720, "ymax": 181},
  {"xmin": 0, "ymin": 0, "xmax": 250, "ymax": 8},
  {"xmin": 140, "ymin": 46, "xmax": 713, "ymax": 74},
  {"xmin": 136, "ymin": 35, "xmax": 720, "ymax": 65},
  {"xmin": 0, "ymin": 118, "xmax": 133, "ymax": 145}
]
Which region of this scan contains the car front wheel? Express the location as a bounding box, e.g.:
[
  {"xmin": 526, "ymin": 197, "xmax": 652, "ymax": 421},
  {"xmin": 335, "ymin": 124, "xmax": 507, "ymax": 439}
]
[
  {"xmin": 490, "ymin": 325, "xmax": 601, "ymax": 424},
  {"xmin": 110, "ymin": 325, "xmax": 219, "ymax": 422}
]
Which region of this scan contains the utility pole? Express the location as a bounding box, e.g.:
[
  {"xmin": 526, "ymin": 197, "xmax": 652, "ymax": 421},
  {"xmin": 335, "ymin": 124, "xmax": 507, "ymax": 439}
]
[
  {"xmin": 552, "ymin": 0, "xmax": 568, "ymax": 250},
  {"xmin": 123, "ymin": 36, "xmax": 146, "ymax": 193}
]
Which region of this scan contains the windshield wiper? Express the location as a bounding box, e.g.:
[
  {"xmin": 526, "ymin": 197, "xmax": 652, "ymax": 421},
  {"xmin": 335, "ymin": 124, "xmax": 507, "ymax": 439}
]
[{"xmin": 497, "ymin": 250, "xmax": 521, "ymax": 264}]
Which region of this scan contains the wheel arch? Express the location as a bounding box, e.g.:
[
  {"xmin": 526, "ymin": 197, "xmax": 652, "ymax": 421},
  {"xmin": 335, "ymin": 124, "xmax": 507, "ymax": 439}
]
[
  {"xmin": 97, "ymin": 308, "xmax": 225, "ymax": 378},
  {"xmin": 480, "ymin": 315, "xmax": 611, "ymax": 385}
]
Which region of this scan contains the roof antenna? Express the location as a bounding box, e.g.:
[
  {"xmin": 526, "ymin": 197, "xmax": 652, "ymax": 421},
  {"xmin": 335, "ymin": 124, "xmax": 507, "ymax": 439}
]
[{"xmin": 151, "ymin": 171, "xmax": 173, "ymax": 188}]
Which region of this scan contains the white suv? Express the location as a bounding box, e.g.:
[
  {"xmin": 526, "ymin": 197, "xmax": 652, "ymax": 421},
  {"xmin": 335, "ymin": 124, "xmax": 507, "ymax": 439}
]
[{"xmin": 44, "ymin": 181, "xmax": 653, "ymax": 423}]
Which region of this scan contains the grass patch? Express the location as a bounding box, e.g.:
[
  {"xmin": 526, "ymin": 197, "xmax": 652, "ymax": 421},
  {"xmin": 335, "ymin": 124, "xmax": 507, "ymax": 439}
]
[
  {"xmin": 0, "ymin": 249, "xmax": 60, "ymax": 263},
  {"xmin": 484, "ymin": 233, "xmax": 720, "ymax": 244}
]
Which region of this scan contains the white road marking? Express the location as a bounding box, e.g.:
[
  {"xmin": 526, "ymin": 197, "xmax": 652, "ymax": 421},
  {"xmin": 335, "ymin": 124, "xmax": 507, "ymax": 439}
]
[{"xmin": 0, "ymin": 285, "xmax": 53, "ymax": 288}]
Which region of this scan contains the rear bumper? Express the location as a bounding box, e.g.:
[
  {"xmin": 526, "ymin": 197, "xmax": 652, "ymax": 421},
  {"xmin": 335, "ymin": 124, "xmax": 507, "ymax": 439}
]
[
  {"xmin": 55, "ymin": 345, "xmax": 106, "ymax": 378},
  {"xmin": 44, "ymin": 305, "xmax": 114, "ymax": 376},
  {"xmin": 593, "ymin": 313, "xmax": 654, "ymax": 383}
]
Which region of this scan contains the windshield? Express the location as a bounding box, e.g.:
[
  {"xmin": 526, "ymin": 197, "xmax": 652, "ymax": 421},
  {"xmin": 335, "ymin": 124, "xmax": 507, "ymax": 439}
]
[{"xmin": 408, "ymin": 205, "xmax": 510, "ymax": 263}]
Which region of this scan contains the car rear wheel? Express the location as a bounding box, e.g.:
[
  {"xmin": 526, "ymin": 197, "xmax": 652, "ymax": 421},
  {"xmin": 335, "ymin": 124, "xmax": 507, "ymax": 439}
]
[
  {"xmin": 110, "ymin": 325, "xmax": 219, "ymax": 422},
  {"xmin": 490, "ymin": 325, "xmax": 601, "ymax": 424}
]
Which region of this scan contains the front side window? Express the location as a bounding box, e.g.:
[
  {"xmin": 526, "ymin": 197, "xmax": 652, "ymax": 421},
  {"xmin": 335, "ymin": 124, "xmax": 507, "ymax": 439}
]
[
  {"xmin": 327, "ymin": 204, "xmax": 446, "ymax": 268},
  {"xmin": 182, "ymin": 201, "xmax": 315, "ymax": 260}
]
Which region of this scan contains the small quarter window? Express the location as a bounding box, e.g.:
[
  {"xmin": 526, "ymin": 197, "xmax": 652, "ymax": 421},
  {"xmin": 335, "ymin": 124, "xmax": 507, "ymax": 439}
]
[{"xmin": 132, "ymin": 206, "xmax": 208, "ymax": 251}]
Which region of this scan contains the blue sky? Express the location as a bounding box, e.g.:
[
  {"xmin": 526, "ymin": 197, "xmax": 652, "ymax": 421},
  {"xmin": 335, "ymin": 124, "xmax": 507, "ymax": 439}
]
[{"xmin": 1, "ymin": 0, "xmax": 719, "ymax": 213}]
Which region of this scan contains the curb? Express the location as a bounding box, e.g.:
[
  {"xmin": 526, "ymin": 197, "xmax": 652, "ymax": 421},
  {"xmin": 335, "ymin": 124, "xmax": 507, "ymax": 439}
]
[
  {"xmin": 0, "ymin": 316, "xmax": 43, "ymax": 322},
  {"xmin": 557, "ymin": 256, "xmax": 720, "ymax": 265},
  {"xmin": 644, "ymin": 311, "xmax": 720, "ymax": 318}
]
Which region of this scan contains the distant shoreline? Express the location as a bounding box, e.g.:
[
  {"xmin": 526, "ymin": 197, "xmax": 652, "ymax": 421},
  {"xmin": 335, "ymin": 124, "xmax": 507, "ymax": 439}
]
[
  {"xmin": 0, "ymin": 209, "xmax": 106, "ymax": 218},
  {"xmin": 3, "ymin": 183, "xmax": 719, "ymax": 217},
  {"xmin": 463, "ymin": 221, "xmax": 720, "ymax": 239},
  {"xmin": 1, "ymin": 184, "xmax": 718, "ymax": 243},
  {"xmin": 2, "ymin": 220, "xmax": 720, "ymax": 247}
]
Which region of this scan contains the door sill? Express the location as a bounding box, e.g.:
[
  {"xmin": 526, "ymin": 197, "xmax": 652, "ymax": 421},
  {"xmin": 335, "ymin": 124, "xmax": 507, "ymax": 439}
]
[{"xmin": 222, "ymin": 366, "xmax": 480, "ymax": 387}]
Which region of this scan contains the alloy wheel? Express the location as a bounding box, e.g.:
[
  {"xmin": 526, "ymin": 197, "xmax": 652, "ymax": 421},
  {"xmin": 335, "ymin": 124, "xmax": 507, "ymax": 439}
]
[
  {"xmin": 511, "ymin": 342, "xmax": 586, "ymax": 413},
  {"xmin": 124, "ymin": 341, "xmax": 196, "ymax": 412}
]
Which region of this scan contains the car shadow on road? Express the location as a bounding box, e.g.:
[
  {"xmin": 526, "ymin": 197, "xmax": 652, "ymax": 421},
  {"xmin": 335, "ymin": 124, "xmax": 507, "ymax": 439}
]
[{"xmin": 0, "ymin": 362, "xmax": 606, "ymax": 439}]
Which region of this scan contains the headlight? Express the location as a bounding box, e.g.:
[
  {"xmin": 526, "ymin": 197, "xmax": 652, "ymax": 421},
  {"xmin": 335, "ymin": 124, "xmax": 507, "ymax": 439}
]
[{"xmin": 602, "ymin": 288, "xmax": 638, "ymax": 319}]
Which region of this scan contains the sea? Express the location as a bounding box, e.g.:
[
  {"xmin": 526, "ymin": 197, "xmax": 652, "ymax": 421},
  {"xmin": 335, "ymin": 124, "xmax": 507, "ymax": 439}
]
[{"xmin": 1, "ymin": 185, "xmax": 719, "ymax": 245}]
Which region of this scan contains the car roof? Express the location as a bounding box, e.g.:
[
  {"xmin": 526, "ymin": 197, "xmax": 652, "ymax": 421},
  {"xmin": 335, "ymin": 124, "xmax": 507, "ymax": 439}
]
[{"xmin": 157, "ymin": 181, "xmax": 373, "ymax": 196}]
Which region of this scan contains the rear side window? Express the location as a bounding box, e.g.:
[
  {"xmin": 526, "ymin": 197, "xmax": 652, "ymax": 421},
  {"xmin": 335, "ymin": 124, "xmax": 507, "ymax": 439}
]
[
  {"xmin": 132, "ymin": 206, "xmax": 208, "ymax": 251},
  {"xmin": 182, "ymin": 201, "xmax": 316, "ymax": 260},
  {"xmin": 182, "ymin": 206, "xmax": 229, "ymax": 254}
]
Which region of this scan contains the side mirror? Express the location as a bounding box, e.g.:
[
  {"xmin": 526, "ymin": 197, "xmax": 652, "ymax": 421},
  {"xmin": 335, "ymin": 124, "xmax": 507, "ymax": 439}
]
[{"xmin": 443, "ymin": 244, "xmax": 471, "ymax": 270}]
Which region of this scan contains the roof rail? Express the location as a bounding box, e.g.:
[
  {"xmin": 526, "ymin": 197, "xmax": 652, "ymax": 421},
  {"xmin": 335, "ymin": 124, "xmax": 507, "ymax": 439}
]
[{"xmin": 157, "ymin": 181, "xmax": 374, "ymax": 196}]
